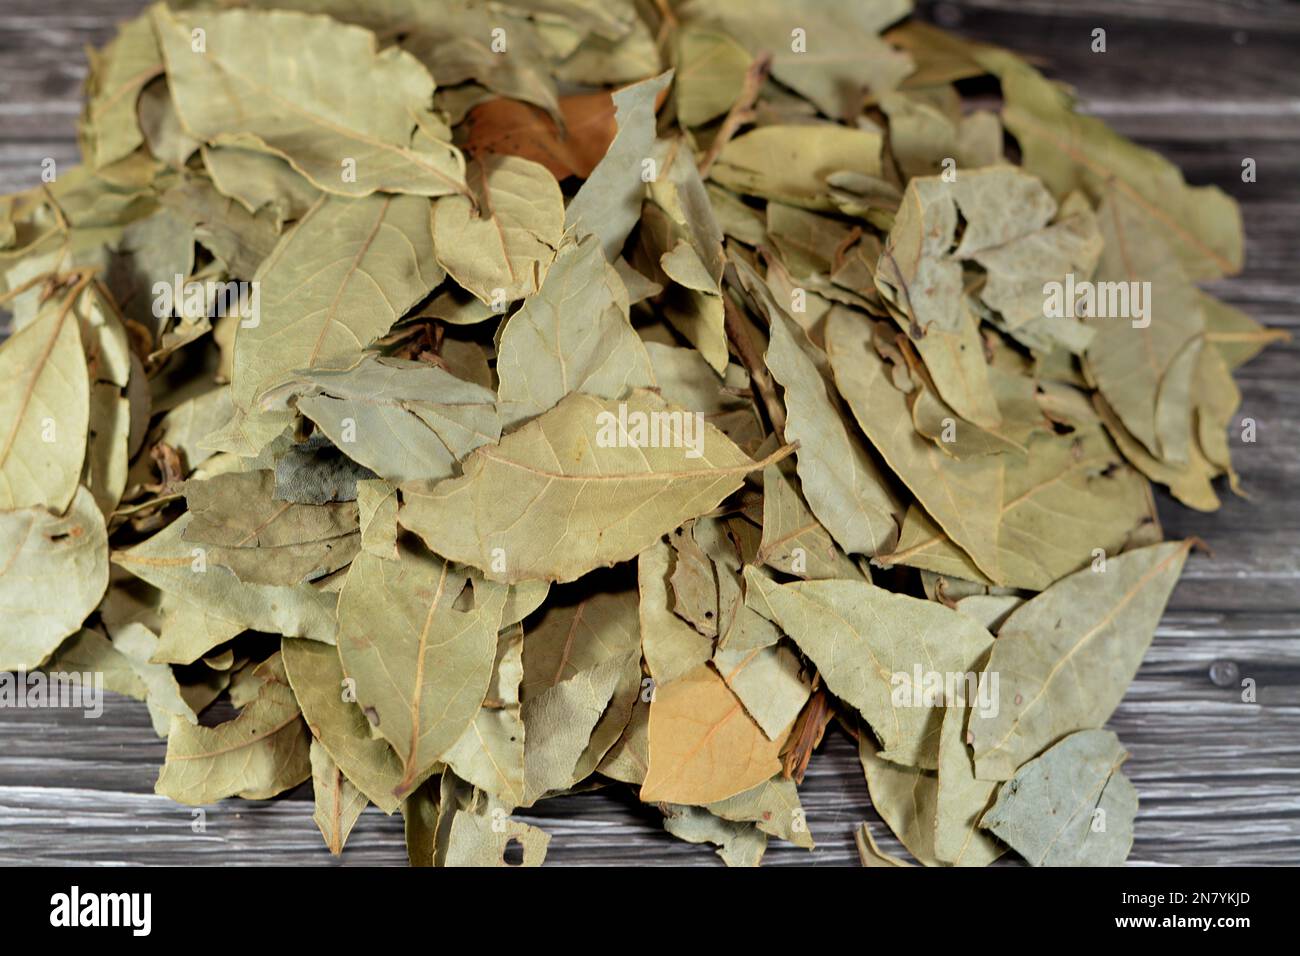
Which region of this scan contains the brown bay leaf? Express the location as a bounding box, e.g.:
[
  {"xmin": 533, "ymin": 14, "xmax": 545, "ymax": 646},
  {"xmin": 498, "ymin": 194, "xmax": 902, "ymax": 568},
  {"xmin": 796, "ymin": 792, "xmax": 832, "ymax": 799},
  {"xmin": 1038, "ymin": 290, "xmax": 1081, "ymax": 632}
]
[{"xmin": 641, "ymin": 663, "xmax": 787, "ymax": 806}]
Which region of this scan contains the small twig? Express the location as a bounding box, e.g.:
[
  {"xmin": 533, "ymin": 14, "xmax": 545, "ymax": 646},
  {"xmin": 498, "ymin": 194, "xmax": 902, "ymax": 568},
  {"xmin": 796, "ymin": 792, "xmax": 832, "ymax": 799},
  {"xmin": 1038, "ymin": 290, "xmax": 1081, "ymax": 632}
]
[
  {"xmin": 697, "ymin": 51, "xmax": 773, "ymax": 178},
  {"xmin": 0, "ymin": 265, "xmax": 96, "ymax": 307},
  {"xmin": 40, "ymin": 183, "xmax": 70, "ymax": 234},
  {"xmin": 652, "ymin": 0, "xmax": 678, "ymax": 45},
  {"xmin": 111, "ymin": 492, "xmax": 185, "ymax": 519},
  {"xmin": 722, "ymin": 293, "xmax": 786, "ymax": 439}
]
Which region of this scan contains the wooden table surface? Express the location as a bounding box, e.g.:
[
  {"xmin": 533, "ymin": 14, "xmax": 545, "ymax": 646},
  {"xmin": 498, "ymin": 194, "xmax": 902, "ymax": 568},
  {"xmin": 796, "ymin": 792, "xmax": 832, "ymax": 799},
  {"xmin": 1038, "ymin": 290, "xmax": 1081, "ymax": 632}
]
[{"xmin": 1, "ymin": 0, "xmax": 1297, "ymax": 866}]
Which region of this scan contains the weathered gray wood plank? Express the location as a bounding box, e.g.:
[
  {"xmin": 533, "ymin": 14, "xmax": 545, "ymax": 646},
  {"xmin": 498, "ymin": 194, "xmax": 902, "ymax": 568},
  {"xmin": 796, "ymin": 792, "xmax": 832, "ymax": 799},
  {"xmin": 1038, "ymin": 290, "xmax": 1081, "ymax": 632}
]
[{"xmin": 1, "ymin": 0, "xmax": 1297, "ymax": 866}]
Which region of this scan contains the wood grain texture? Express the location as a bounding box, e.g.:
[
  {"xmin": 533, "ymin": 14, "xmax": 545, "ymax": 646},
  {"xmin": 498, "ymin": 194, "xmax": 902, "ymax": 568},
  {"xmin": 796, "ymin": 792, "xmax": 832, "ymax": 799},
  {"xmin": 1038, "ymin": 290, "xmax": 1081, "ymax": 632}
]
[{"xmin": 1, "ymin": 0, "xmax": 1297, "ymax": 866}]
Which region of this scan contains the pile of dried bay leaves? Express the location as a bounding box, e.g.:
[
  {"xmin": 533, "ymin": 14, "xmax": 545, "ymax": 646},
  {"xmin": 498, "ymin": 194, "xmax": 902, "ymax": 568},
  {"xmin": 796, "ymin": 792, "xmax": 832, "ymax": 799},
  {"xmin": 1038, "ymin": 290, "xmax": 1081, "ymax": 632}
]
[{"xmin": 0, "ymin": 0, "xmax": 1285, "ymax": 867}]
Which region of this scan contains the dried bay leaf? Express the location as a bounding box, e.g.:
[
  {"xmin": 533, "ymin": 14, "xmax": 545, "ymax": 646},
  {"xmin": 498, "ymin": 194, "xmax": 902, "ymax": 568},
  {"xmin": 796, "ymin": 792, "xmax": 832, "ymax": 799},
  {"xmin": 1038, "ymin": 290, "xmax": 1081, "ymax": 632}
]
[
  {"xmin": 662, "ymin": 804, "xmax": 768, "ymax": 867},
  {"xmin": 643, "ymin": 342, "xmax": 752, "ymax": 421},
  {"xmin": 598, "ymin": 696, "xmax": 650, "ymax": 785},
  {"xmin": 114, "ymin": 622, "xmax": 196, "ymax": 736},
  {"xmin": 183, "ymin": 470, "xmax": 359, "ymax": 585},
  {"xmin": 230, "ymin": 192, "xmax": 443, "ymax": 421},
  {"xmin": 1193, "ymin": 345, "xmax": 1244, "ymax": 495},
  {"xmin": 757, "ymin": 461, "xmax": 863, "ymax": 580},
  {"xmin": 763, "ymin": 303, "xmax": 900, "ymax": 557},
  {"xmin": 401, "ymin": 778, "xmax": 440, "ymax": 867},
  {"xmin": 712, "ymin": 124, "xmax": 885, "ymax": 210},
  {"xmin": 522, "ymin": 656, "xmax": 626, "ymax": 803},
  {"xmin": 462, "ymin": 91, "xmax": 616, "ymax": 181},
  {"xmin": 934, "ymin": 705, "xmax": 1003, "ymax": 867},
  {"xmin": 444, "ymin": 624, "xmax": 527, "ymax": 805},
  {"xmin": 565, "ymin": 71, "xmax": 673, "ymax": 261},
  {"xmin": 981, "ymin": 729, "xmax": 1137, "ymax": 866},
  {"xmin": 281, "ymin": 638, "xmax": 407, "ymax": 814},
  {"xmin": 310, "ymin": 739, "xmax": 367, "ymax": 855},
  {"xmin": 0, "ymin": 487, "xmax": 109, "ymax": 671},
  {"xmin": 398, "ymin": 5, "xmax": 559, "ymax": 120},
  {"xmin": 201, "ymin": 145, "xmax": 320, "ymax": 227},
  {"xmin": 161, "ymin": 176, "xmax": 280, "ymax": 279},
  {"xmin": 875, "ymin": 169, "xmax": 1059, "ymax": 427},
  {"xmin": 155, "ymin": 656, "xmax": 311, "ymax": 805},
  {"xmin": 0, "ymin": 287, "xmax": 91, "ymax": 511},
  {"xmin": 746, "ymin": 569, "xmax": 992, "ymax": 768},
  {"xmin": 273, "ymin": 431, "xmax": 377, "ymax": 504},
  {"xmin": 42, "ymin": 627, "xmax": 146, "ymax": 702},
  {"xmin": 265, "ymin": 354, "xmax": 501, "ymax": 485},
  {"xmin": 112, "ymin": 514, "xmax": 339, "ymax": 645},
  {"xmin": 84, "ymin": 385, "xmax": 131, "ymax": 516},
  {"xmin": 432, "ymin": 155, "xmax": 564, "ymax": 304},
  {"xmin": 825, "ymin": 313, "xmax": 1001, "ymax": 573},
  {"xmin": 674, "ymin": 26, "xmax": 750, "ymax": 127},
  {"xmin": 495, "ymin": 234, "xmax": 654, "ymax": 429},
  {"xmin": 682, "ymin": 0, "xmax": 912, "ymax": 120},
  {"xmin": 641, "ymin": 663, "xmax": 787, "ymax": 805},
  {"xmin": 645, "ymin": 139, "xmax": 730, "ymax": 373},
  {"xmin": 80, "ymin": 14, "xmax": 161, "ymax": 169},
  {"xmin": 519, "ymin": 586, "xmax": 642, "ymax": 798},
  {"xmin": 953, "ymin": 593, "xmax": 1023, "ymax": 634},
  {"xmin": 833, "ymin": 312, "xmax": 1152, "ymax": 588},
  {"xmin": 988, "ymin": 51, "xmax": 1242, "ymax": 281},
  {"xmin": 1094, "ymin": 392, "xmax": 1219, "ymax": 512},
  {"xmin": 969, "ymin": 541, "xmax": 1191, "ymax": 780},
  {"xmin": 399, "ymin": 391, "xmax": 782, "ymax": 584},
  {"xmin": 639, "ymin": 539, "xmax": 714, "ymax": 686},
  {"xmin": 708, "ymin": 773, "xmax": 813, "ymax": 849},
  {"xmin": 1201, "ymin": 292, "xmax": 1290, "ymax": 370},
  {"xmin": 521, "ymin": 587, "xmax": 642, "ymax": 697},
  {"xmin": 856, "ymin": 823, "xmax": 913, "ymax": 867},
  {"xmin": 668, "ymin": 520, "xmax": 718, "ymax": 637},
  {"xmin": 0, "ymin": 0, "xmax": 1280, "ymax": 869},
  {"xmin": 1084, "ymin": 194, "xmax": 1206, "ymax": 465},
  {"xmin": 356, "ymin": 478, "xmax": 400, "ymax": 560},
  {"xmin": 154, "ymin": 6, "xmax": 466, "ymax": 198},
  {"xmin": 713, "ymin": 640, "xmax": 812, "ymax": 743},
  {"xmin": 973, "ymin": 192, "xmax": 1102, "ymax": 355},
  {"xmin": 336, "ymin": 545, "xmax": 507, "ymax": 798},
  {"xmin": 137, "ymin": 77, "xmax": 200, "ymax": 170},
  {"xmin": 858, "ymin": 735, "xmax": 941, "ymax": 866},
  {"xmin": 442, "ymin": 801, "xmax": 551, "ymax": 867}
]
